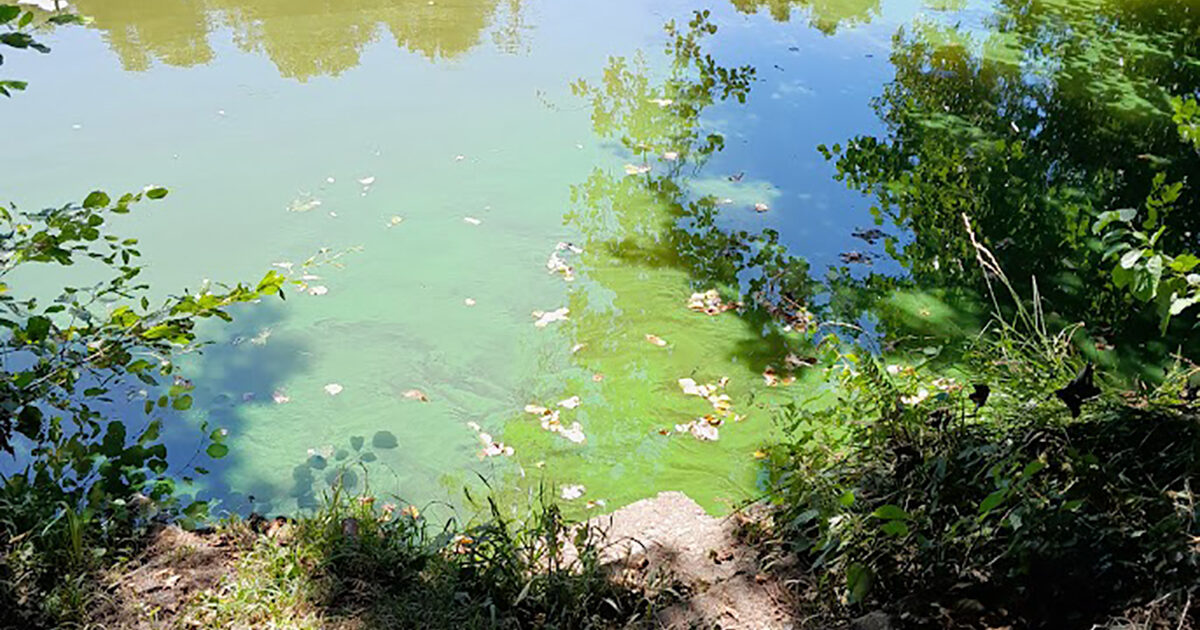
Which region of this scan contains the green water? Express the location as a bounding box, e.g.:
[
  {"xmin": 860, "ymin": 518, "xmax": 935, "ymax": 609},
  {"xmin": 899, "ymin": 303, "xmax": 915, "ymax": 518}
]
[{"xmin": 5, "ymin": 0, "xmax": 1197, "ymax": 519}]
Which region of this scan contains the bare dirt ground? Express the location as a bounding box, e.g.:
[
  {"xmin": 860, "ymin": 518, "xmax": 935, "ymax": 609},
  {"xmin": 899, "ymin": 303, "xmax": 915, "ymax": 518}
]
[{"xmin": 590, "ymin": 491, "xmax": 800, "ymax": 630}]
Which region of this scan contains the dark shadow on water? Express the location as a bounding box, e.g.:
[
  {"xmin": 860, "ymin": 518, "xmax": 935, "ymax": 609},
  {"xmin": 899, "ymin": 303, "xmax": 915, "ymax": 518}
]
[{"xmin": 160, "ymin": 300, "xmax": 311, "ymax": 517}]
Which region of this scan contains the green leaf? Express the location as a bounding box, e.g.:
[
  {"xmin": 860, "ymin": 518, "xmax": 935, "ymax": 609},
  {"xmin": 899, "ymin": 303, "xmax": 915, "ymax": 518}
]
[
  {"xmin": 138, "ymin": 420, "xmax": 162, "ymax": 445},
  {"xmin": 838, "ymin": 490, "xmax": 856, "ymax": 507},
  {"xmin": 172, "ymin": 394, "xmax": 193, "ymax": 411},
  {"xmin": 846, "ymin": 563, "xmax": 873, "ymax": 604},
  {"xmin": 47, "ymin": 14, "xmax": 85, "ymax": 25},
  {"xmin": 141, "ymin": 324, "xmax": 175, "ymax": 340},
  {"xmin": 1092, "ymin": 208, "xmax": 1137, "ymax": 234},
  {"xmin": 83, "ymin": 190, "xmax": 110, "ymax": 209},
  {"xmin": 17, "ymin": 10, "xmax": 31, "ymax": 27},
  {"xmin": 1170, "ymin": 295, "xmax": 1199, "ymax": 316},
  {"xmin": 206, "ymin": 443, "xmax": 229, "ymax": 459},
  {"xmin": 1113, "ymin": 264, "xmax": 1133, "ymax": 289},
  {"xmin": 871, "ymin": 504, "xmax": 909, "ymax": 520},
  {"xmin": 1020, "ymin": 460, "xmax": 1045, "ymax": 479},
  {"xmin": 1120, "ymin": 248, "xmax": 1143, "ymax": 269},
  {"xmin": 182, "ymin": 500, "xmax": 209, "ymax": 519},
  {"xmin": 144, "ymin": 187, "xmax": 168, "ymax": 200},
  {"xmin": 1170, "ymin": 254, "xmax": 1200, "ymax": 273},
  {"xmin": 978, "ymin": 489, "xmax": 1007, "ymax": 515},
  {"xmin": 16, "ymin": 405, "xmax": 42, "ymax": 439},
  {"xmin": 100, "ymin": 422, "xmax": 127, "ymax": 457},
  {"xmin": 0, "ymin": 6, "xmax": 20, "ymax": 23},
  {"xmin": 25, "ymin": 315, "xmax": 50, "ymax": 341},
  {"xmin": 879, "ymin": 520, "xmax": 909, "ymax": 537}
]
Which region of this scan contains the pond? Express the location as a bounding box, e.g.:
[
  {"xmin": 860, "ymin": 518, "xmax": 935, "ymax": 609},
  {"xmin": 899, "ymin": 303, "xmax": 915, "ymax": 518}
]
[{"xmin": 3, "ymin": 0, "xmax": 1198, "ymax": 520}]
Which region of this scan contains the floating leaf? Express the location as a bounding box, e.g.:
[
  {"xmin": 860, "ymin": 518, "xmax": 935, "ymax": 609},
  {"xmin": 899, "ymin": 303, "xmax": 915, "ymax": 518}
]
[
  {"xmin": 403, "ymin": 389, "xmax": 430, "ymax": 402},
  {"xmin": 623, "ymin": 163, "xmax": 651, "ymax": 176},
  {"xmin": 357, "ymin": 176, "xmax": 376, "ymax": 186},
  {"xmin": 532, "ymin": 307, "xmax": 569, "ymax": 327},
  {"xmin": 324, "ymin": 383, "xmax": 344, "ymax": 396},
  {"xmin": 287, "ymin": 197, "xmax": 322, "ymax": 213},
  {"xmin": 558, "ymin": 422, "xmax": 586, "ymax": 443},
  {"xmin": 387, "ymin": 216, "xmax": 404, "ymax": 227},
  {"xmin": 463, "ymin": 217, "xmax": 482, "ymax": 225},
  {"xmin": 561, "ymin": 484, "xmax": 586, "ymax": 500},
  {"xmin": 645, "ymin": 334, "xmax": 668, "ymax": 347},
  {"xmin": 272, "ymin": 390, "xmax": 290, "ymax": 404},
  {"xmin": 464, "ymin": 298, "xmax": 476, "ymax": 306},
  {"xmin": 674, "ymin": 419, "xmax": 719, "ymax": 441},
  {"xmin": 753, "ymin": 202, "xmax": 769, "ymax": 212},
  {"xmin": 557, "ymin": 395, "xmax": 581, "ymax": 409},
  {"xmin": 686, "ymin": 289, "xmax": 739, "ymax": 315}
]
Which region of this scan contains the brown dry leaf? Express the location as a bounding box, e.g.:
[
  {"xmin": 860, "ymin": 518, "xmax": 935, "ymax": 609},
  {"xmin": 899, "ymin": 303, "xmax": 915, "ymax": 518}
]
[
  {"xmin": 403, "ymin": 389, "xmax": 430, "ymax": 402},
  {"xmin": 592, "ymin": 373, "xmax": 604, "ymax": 382}
]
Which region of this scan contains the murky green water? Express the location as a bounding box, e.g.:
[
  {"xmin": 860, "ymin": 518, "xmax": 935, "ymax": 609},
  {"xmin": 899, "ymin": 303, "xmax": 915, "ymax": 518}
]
[{"xmin": 5, "ymin": 0, "xmax": 1197, "ymax": 520}]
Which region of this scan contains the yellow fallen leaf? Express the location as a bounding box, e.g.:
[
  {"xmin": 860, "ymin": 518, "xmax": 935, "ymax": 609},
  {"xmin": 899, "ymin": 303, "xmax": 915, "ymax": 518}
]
[{"xmin": 752, "ymin": 450, "xmax": 768, "ymax": 459}]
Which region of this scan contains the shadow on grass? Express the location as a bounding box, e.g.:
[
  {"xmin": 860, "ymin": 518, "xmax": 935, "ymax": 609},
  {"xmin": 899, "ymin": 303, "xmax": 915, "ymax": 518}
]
[{"xmin": 767, "ymin": 402, "xmax": 1200, "ymax": 629}]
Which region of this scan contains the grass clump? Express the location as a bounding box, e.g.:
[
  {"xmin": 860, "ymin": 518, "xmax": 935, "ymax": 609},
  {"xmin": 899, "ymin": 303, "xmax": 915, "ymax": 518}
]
[{"xmin": 175, "ymin": 484, "xmax": 670, "ymax": 629}]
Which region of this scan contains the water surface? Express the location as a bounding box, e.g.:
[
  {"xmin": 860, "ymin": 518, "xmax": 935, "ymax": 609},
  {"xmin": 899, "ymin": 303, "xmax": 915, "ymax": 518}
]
[{"xmin": 8, "ymin": 0, "xmax": 1190, "ymax": 519}]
